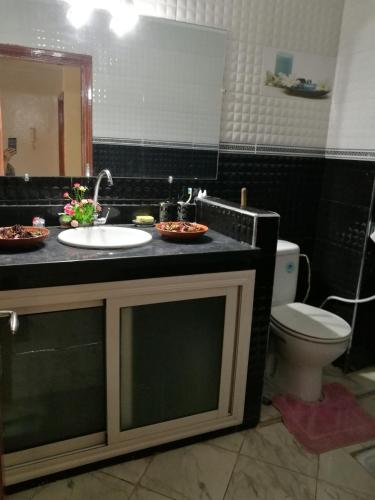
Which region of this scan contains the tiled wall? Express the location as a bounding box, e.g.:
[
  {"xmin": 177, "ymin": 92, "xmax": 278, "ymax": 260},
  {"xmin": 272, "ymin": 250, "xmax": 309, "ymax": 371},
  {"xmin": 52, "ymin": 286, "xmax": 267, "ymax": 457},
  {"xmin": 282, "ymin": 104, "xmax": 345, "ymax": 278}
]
[
  {"xmin": 310, "ymin": 160, "xmax": 375, "ymax": 369},
  {"xmin": 355, "ymin": 194, "xmax": 375, "ymax": 368},
  {"xmin": 0, "ymin": 0, "xmax": 344, "ymax": 151},
  {"xmin": 1, "ymin": 152, "xmax": 375, "ymax": 369},
  {"xmin": 0, "ymin": 0, "xmax": 374, "ymax": 371},
  {"xmin": 327, "ymin": 0, "xmax": 375, "ymax": 156},
  {"xmin": 93, "ymin": 144, "xmax": 218, "ymax": 179},
  {"xmin": 0, "ymin": 154, "xmax": 324, "ymax": 260}
]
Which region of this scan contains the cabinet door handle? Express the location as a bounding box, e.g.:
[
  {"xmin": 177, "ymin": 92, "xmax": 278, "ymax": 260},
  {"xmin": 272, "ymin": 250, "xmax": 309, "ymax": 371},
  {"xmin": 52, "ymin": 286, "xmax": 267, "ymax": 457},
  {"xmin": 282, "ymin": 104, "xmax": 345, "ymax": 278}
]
[{"xmin": 0, "ymin": 310, "xmax": 19, "ymax": 334}]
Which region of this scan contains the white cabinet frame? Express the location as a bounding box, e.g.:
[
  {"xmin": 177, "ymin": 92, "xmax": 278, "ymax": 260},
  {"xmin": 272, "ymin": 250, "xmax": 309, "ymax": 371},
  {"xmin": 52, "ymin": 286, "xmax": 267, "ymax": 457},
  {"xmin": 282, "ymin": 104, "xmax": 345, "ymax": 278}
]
[{"xmin": 0, "ymin": 271, "xmax": 255, "ymax": 485}]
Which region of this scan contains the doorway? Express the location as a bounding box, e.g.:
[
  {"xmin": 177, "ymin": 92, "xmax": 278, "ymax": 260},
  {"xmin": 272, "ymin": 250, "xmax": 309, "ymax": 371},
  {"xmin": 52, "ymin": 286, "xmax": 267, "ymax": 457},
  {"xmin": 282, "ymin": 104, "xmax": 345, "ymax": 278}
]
[{"xmin": 0, "ymin": 44, "xmax": 92, "ymax": 177}]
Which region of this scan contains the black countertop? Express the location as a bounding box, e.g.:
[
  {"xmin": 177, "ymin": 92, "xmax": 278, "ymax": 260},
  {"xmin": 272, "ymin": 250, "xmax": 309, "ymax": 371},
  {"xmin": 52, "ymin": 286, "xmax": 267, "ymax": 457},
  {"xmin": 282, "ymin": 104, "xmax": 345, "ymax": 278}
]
[{"xmin": 0, "ymin": 226, "xmax": 259, "ymax": 291}]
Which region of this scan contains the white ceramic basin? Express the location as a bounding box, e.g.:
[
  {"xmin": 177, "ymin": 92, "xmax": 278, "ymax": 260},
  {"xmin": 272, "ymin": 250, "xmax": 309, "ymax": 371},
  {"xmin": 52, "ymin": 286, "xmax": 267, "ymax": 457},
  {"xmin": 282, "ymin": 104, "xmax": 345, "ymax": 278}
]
[{"xmin": 58, "ymin": 226, "xmax": 152, "ymax": 249}]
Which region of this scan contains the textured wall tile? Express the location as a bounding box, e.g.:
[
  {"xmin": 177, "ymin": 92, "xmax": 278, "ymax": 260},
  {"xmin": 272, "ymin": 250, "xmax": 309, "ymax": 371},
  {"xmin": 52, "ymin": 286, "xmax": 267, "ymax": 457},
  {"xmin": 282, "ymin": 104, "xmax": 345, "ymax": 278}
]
[
  {"xmin": 327, "ymin": 0, "xmax": 375, "ymax": 150},
  {"xmin": 0, "ymin": 0, "xmax": 344, "ymax": 150}
]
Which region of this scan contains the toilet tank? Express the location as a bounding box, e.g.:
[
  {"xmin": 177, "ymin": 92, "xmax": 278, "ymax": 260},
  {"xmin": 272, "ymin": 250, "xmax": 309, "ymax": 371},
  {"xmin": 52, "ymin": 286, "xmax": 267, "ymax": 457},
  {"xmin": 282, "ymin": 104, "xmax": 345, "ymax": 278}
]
[{"xmin": 272, "ymin": 240, "xmax": 300, "ymax": 306}]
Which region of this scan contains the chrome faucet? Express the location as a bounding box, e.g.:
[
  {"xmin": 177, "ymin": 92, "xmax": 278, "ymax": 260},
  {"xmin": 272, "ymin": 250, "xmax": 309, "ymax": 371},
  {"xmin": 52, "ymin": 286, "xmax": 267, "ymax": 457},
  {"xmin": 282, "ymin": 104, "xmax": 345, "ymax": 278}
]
[
  {"xmin": 93, "ymin": 169, "xmax": 113, "ymax": 224},
  {"xmin": 0, "ymin": 310, "xmax": 19, "ymax": 334}
]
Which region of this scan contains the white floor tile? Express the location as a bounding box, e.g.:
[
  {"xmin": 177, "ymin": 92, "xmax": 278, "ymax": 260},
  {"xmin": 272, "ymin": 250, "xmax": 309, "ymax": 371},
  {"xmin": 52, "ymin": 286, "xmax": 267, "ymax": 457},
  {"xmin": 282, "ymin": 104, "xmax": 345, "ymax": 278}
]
[
  {"xmin": 7, "ymin": 471, "xmax": 134, "ymax": 500},
  {"xmin": 240, "ymin": 422, "xmax": 318, "ymax": 478},
  {"xmin": 100, "ymin": 457, "xmax": 151, "ymax": 484},
  {"xmin": 130, "ymin": 486, "xmax": 174, "ymax": 500},
  {"xmin": 259, "ymin": 403, "xmax": 281, "ymax": 424},
  {"xmin": 323, "ymin": 366, "xmax": 360, "ymax": 393},
  {"xmin": 140, "ymin": 442, "xmax": 237, "ymax": 500},
  {"xmin": 347, "ymin": 367, "xmax": 375, "ymax": 396},
  {"xmin": 207, "ymin": 431, "xmax": 245, "ymax": 452},
  {"xmin": 224, "ymin": 455, "xmax": 316, "ymax": 500},
  {"xmin": 319, "ymin": 447, "xmax": 375, "ymax": 496},
  {"xmin": 358, "ymin": 394, "xmax": 375, "ymax": 418},
  {"xmin": 316, "ymin": 480, "xmax": 374, "ymax": 500}
]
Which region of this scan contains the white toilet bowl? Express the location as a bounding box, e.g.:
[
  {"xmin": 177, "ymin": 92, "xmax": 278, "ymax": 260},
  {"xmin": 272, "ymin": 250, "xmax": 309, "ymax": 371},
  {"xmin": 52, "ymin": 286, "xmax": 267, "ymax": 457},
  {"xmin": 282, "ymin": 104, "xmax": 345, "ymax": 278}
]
[{"xmin": 270, "ymin": 302, "xmax": 351, "ymax": 401}]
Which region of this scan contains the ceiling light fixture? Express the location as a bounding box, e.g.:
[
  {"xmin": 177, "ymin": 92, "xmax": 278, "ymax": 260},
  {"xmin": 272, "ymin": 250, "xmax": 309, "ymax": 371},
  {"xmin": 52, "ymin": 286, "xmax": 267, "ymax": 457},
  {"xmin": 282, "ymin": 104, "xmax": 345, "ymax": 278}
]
[
  {"xmin": 66, "ymin": 1, "xmax": 93, "ymax": 29},
  {"xmin": 110, "ymin": 0, "xmax": 139, "ymax": 37},
  {"xmin": 63, "ymin": 0, "xmax": 139, "ymax": 36}
]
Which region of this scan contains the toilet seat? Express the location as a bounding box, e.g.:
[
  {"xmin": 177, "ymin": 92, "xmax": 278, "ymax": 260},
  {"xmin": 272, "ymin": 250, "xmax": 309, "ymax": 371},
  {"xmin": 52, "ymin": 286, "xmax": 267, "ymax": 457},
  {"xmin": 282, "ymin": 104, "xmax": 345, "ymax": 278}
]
[{"xmin": 271, "ymin": 302, "xmax": 351, "ymax": 344}]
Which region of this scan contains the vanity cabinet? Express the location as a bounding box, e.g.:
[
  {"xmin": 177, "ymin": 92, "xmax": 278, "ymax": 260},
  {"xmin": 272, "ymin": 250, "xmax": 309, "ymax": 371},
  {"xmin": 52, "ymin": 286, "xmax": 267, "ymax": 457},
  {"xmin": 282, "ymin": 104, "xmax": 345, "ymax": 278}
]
[{"xmin": 0, "ymin": 271, "xmax": 255, "ymax": 485}]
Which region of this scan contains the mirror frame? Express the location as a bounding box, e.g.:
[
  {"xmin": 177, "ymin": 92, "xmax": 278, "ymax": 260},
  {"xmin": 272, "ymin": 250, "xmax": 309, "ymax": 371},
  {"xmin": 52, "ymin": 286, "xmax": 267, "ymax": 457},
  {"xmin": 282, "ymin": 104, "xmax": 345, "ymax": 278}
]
[{"xmin": 0, "ymin": 43, "xmax": 93, "ymax": 176}]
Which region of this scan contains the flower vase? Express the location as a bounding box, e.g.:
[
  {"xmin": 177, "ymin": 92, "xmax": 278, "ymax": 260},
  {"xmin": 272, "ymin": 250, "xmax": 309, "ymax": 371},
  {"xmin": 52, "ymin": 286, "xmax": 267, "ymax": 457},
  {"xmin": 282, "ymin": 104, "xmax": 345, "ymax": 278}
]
[{"xmin": 59, "ymin": 215, "xmax": 71, "ymax": 228}]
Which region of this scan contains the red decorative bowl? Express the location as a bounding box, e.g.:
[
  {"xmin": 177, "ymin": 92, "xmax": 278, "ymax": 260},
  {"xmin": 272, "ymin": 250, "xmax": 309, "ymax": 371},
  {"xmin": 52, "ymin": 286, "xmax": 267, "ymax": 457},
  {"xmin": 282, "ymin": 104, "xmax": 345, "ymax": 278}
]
[
  {"xmin": 155, "ymin": 222, "xmax": 208, "ymax": 240},
  {"xmin": 0, "ymin": 226, "xmax": 49, "ymax": 249}
]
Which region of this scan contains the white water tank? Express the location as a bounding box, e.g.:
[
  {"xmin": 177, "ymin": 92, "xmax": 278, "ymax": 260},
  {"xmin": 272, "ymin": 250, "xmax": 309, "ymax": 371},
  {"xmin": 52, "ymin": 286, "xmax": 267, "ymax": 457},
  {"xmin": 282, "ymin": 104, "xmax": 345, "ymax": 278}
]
[{"xmin": 272, "ymin": 240, "xmax": 300, "ymax": 306}]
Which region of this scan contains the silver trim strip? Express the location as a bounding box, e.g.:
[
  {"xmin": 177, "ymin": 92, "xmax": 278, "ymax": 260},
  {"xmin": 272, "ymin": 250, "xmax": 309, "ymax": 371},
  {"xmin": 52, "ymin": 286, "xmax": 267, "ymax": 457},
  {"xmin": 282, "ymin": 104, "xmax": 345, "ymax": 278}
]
[
  {"xmin": 200, "ymin": 198, "xmax": 279, "ymax": 219},
  {"xmin": 93, "ymin": 137, "xmax": 218, "ymax": 151},
  {"xmin": 251, "ymin": 215, "xmax": 258, "ymax": 248},
  {"xmin": 326, "ymin": 149, "xmax": 375, "ymax": 161},
  {"xmin": 220, "ymin": 143, "xmax": 375, "ymax": 160}
]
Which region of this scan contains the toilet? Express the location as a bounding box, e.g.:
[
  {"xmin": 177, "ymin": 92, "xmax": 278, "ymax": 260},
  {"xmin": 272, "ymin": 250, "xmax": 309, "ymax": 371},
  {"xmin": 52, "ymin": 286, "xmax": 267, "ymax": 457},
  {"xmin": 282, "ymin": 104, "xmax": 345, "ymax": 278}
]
[{"xmin": 269, "ymin": 240, "xmax": 352, "ymax": 402}]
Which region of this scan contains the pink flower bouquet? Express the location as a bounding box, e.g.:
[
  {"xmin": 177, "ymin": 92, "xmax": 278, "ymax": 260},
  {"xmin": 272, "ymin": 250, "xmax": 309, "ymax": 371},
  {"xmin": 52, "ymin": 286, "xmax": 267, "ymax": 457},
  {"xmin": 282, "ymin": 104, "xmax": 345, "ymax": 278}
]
[{"xmin": 59, "ymin": 183, "xmax": 101, "ymax": 227}]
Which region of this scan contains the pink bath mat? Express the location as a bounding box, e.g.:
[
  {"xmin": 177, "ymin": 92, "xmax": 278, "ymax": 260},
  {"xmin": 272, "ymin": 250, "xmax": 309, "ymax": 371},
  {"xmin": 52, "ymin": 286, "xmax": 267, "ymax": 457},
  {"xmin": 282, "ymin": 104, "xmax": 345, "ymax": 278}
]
[{"xmin": 272, "ymin": 383, "xmax": 375, "ymax": 454}]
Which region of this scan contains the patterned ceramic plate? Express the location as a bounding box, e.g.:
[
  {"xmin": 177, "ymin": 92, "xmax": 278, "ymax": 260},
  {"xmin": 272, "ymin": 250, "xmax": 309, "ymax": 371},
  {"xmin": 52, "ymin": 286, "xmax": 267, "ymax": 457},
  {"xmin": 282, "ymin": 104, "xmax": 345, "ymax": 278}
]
[
  {"xmin": 155, "ymin": 222, "xmax": 208, "ymax": 240},
  {"xmin": 0, "ymin": 226, "xmax": 49, "ymax": 248}
]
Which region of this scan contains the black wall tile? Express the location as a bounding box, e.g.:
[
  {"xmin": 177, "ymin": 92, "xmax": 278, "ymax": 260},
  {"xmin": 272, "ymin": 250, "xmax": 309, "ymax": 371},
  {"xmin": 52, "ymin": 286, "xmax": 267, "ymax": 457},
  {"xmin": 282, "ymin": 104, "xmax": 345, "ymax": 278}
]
[
  {"xmin": 1, "ymin": 152, "xmax": 375, "ymax": 372},
  {"xmin": 93, "ymin": 143, "xmax": 218, "ymax": 179},
  {"xmin": 311, "ymin": 160, "xmax": 375, "ymax": 369}
]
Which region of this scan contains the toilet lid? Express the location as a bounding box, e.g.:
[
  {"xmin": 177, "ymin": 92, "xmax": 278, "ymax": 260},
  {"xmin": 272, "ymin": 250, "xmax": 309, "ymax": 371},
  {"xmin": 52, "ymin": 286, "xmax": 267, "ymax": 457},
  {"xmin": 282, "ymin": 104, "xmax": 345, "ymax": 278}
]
[{"xmin": 271, "ymin": 302, "xmax": 351, "ymax": 342}]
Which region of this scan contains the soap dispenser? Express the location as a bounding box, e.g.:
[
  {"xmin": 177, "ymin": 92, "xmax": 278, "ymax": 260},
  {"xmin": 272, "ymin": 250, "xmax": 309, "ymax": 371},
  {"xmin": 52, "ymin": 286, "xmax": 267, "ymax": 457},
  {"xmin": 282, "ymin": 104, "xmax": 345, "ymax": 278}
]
[{"xmin": 159, "ymin": 176, "xmax": 178, "ymax": 222}]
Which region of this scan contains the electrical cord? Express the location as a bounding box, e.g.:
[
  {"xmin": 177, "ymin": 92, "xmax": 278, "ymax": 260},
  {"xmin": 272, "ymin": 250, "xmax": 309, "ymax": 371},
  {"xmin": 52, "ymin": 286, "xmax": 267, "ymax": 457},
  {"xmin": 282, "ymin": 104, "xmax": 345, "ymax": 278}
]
[
  {"xmin": 320, "ymin": 294, "xmax": 375, "ymax": 309},
  {"xmin": 300, "ymin": 254, "xmax": 311, "ymax": 303},
  {"xmin": 299, "ymin": 252, "xmax": 375, "ymax": 308}
]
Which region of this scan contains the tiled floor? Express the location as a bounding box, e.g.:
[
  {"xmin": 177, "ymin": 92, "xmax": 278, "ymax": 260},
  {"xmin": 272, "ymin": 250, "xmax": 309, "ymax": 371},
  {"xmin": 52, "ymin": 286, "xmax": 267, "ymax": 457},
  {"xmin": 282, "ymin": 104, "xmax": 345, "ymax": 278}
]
[{"xmin": 7, "ymin": 365, "xmax": 375, "ymax": 500}]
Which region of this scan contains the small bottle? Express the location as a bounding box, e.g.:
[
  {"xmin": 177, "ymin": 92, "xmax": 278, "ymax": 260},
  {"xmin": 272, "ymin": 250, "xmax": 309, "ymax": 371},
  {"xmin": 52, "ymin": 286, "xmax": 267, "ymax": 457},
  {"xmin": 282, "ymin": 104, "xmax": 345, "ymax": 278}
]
[
  {"xmin": 32, "ymin": 216, "xmax": 45, "ymax": 227},
  {"xmin": 159, "ymin": 176, "xmax": 178, "ymax": 222}
]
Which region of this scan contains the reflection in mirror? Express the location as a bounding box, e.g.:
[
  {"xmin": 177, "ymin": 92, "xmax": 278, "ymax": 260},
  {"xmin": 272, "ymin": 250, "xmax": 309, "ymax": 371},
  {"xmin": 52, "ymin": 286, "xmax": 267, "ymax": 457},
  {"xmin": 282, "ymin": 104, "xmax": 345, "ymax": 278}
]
[
  {"xmin": 0, "ymin": 44, "xmax": 92, "ymax": 178},
  {"xmin": 93, "ymin": 17, "xmax": 226, "ymax": 179},
  {"xmin": 0, "ymin": 58, "xmax": 81, "ymax": 177}
]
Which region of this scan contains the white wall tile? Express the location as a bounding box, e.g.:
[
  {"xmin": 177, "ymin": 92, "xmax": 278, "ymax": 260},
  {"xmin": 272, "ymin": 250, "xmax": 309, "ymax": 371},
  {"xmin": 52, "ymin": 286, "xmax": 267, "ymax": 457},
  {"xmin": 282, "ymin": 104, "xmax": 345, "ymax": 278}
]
[
  {"xmin": 0, "ymin": 0, "xmax": 345, "ymax": 149},
  {"xmin": 327, "ymin": 0, "xmax": 375, "ymax": 150}
]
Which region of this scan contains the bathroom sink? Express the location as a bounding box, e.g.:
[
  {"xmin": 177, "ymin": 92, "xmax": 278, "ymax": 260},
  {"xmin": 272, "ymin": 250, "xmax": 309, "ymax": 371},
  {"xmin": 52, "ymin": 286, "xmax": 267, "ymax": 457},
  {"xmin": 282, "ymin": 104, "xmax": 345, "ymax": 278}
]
[{"xmin": 58, "ymin": 226, "xmax": 152, "ymax": 249}]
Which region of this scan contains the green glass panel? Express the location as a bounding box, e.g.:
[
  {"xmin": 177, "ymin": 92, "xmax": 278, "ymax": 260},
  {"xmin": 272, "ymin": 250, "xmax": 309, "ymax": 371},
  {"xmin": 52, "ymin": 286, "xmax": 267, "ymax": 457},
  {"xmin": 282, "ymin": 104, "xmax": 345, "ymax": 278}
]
[
  {"xmin": 120, "ymin": 296, "xmax": 225, "ymax": 431},
  {"xmin": 0, "ymin": 307, "xmax": 106, "ymax": 453}
]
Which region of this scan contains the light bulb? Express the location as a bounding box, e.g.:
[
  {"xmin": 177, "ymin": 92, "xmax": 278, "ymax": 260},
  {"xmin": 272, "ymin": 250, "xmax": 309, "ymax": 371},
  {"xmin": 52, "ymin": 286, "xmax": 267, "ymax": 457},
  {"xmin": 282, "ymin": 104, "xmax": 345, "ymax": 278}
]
[
  {"xmin": 66, "ymin": 1, "xmax": 92, "ymax": 29},
  {"xmin": 62, "ymin": 0, "xmax": 138, "ymax": 34},
  {"xmin": 109, "ymin": 2, "xmax": 139, "ymax": 37}
]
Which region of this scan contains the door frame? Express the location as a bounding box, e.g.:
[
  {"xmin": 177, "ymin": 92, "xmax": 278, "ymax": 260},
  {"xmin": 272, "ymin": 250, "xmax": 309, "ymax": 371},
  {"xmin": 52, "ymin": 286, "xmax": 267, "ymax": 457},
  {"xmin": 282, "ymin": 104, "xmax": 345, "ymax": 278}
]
[
  {"xmin": 0, "ymin": 98, "xmax": 4, "ymax": 176},
  {"xmin": 58, "ymin": 92, "xmax": 65, "ymax": 176},
  {"xmin": 0, "ymin": 44, "xmax": 93, "ymax": 176}
]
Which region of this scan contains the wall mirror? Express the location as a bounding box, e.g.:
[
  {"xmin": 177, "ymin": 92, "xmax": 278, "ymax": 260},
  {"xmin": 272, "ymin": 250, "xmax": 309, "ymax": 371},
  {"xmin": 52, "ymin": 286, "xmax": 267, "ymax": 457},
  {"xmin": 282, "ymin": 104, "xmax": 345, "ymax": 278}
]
[
  {"xmin": 0, "ymin": 0, "xmax": 227, "ymax": 179},
  {"xmin": 0, "ymin": 45, "xmax": 92, "ymax": 178}
]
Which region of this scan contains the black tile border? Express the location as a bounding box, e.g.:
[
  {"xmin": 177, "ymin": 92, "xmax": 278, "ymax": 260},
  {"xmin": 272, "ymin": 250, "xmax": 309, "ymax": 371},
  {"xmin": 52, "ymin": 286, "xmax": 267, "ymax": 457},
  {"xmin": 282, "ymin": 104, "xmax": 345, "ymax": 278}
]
[{"xmin": 219, "ymin": 143, "xmax": 375, "ymax": 161}]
